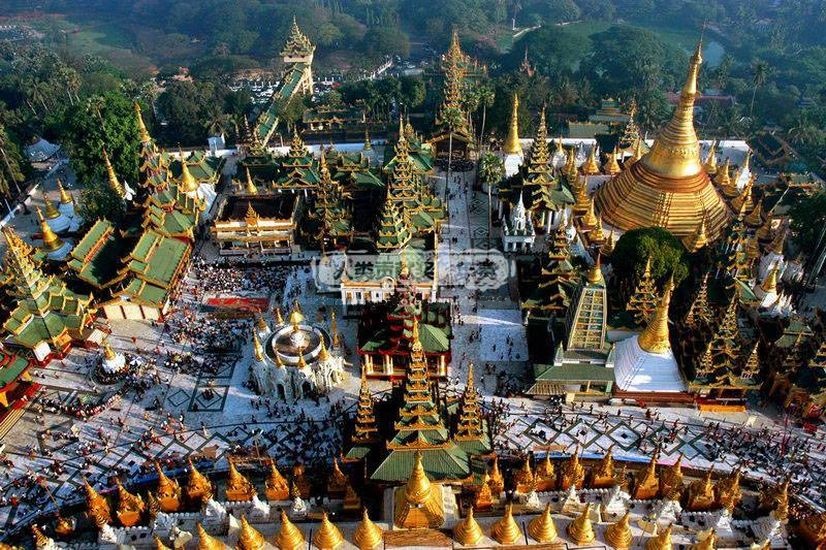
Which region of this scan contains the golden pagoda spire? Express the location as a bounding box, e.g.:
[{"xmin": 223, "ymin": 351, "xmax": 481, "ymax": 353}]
[
  {"xmin": 605, "ymin": 511, "xmax": 633, "ymax": 550},
  {"xmin": 731, "ymin": 176, "xmax": 754, "ymax": 213},
  {"xmin": 252, "ymin": 330, "xmax": 265, "ymax": 362},
  {"xmin": 514, "ymin": 455, "xmax": 535, "ymax": 493},
  {"xmin": 761, "ymin": 264, "xmax": 780, "ymax": 294},
  {"xmin": 245, "ymin": 202, "xmax": 259, "ymax": 227},
  {"xmin": 236, "ymin": 515, "xmax": 266, "ymax": 550},
  {"xmin": 604, "ymin": 146, "xmax": 622, "ymax": 175},
  {"xmin": 626, "ymin": 137, "xmax": 643, "ymax": 167},
  {"xmin": 135, "ymin": 102, "xmax": 151, "ymax": 143},
  {"xmin": 155, "ymin": 534, "xmax": 173, "ymax": 550},
  {"xmin": 644, "ymin": 39, "xmax": 703, "ymax": 179},
  {"xmin": 683, "ymin": 214, "xmax": 709, "ymax": 252},
  {"xmin": 567, "ymin": 502, "xmax": 595, "ymax": 545},
  {"xmin": 154, "ymin": 461, "xmax": 181, "ymax": 512},
  {"xmin": 244, "ymin": 167, "xmax": 258, "ymax": 195},
  {"xmin": 197, "ymin": 523, "xmax": 226, "ymax": 550},
  {"xmin": 275, "ymin": 508, "xmax": 306, "ymax": 550},
  {"xmin": 313, "ymin": 511, "xmax": 345, "ymax": 550},
  {"xmin": 31, "ymin": 525, "xmax": 53, "ymax": 548},
  {"xmin": 645, "ymin": 523, "xmax": 673, "ymax": 550},
  {"xmin": 102, "ymin": 148, "xmax": 126, "ymax": 198},
  {"xmin": 582, "ymin": 145, "xmax": 600, "ymax": 175},
  {"xmin": 756, "ymin": 214, "xmax": 775, "ymax": 241},
  {"xmin": 770, "ymin": 229, "xmax": 786, "ymax": 255},
  {"xmin": 691, "ymin": 529, "xmax": 717, "ymax": 550},
  {"xmin": 581, "ymin": 196, "xmax": 599, "ymax": 228},
  {"xmin": 353, "ymin": 508, "xmax": 384, "ymax": 550},
  {"xmin": 454, "ymin": 506, "xmax": 484, "ymax": 546},
  {"xmin": 265, "ymin": 460, "xmax": 289, "ymax": 501},
  {"xmin": 404, "ymin": 451, "xmax": 432, "ymax": 504},
  {"xmin": 638, "ymin": 277, "xmax": 674, "ymax": 354},
  {"xmin": 491, "ymin": 503, "xmax": 522, "ymax": 545},
  {"xmin": 56, "ymin": 179, "xmax": 72, "ymax": 204},
  {"xmin": 226, "ymin": 459, "xmax": 256, "ymax": 501},
  {"xmin": 179, "ymin": 154, "xmax": 199, "ymax": 193},
  {"xmin": 41, "ymin": 189, "xmax": 60, "ymax": 219},
  {"xmin": 275, "ymin": 307, "xmax": 285, "ymax": 325},
  {"xmin": 36, "ymin": 206, "xmax": 64, "ymax": 252},
  {"xmin": 703, "ymin": 141, "xmax": 718, "ymax": 175},
  {"xmin": 489, "ymin": 455, "xmax": 505, "ymax": 494},
  {"xmin": 318, "ymin": 338, "xmax": 331, "ymax": 362},
  {"xmin": 83, "ymin": 477, "xmax": 112, "ymax": 525},
  {"xmin": 717, "ymin": 158, "xmax": 735, "ymax": 196},
  {"xmin": 503, "ymin": 93, "xmax": 522, "ymax": 155},
  {"xmin": 586, "ymin": 254, "xmax": 604, "ymax": 285},
  {"xmin": 527, "ymin": 503, "xmax": 558, "ymax": 543},
  {"xmin": 115, "ymin": 478, "xmax": 146, "ymax": 527},
  {"xmin": 745, "ymin": 198, "xmax": 764, "ymax": 227},
  {"xmin": 187, "ymin": 458, "xmax": 214, "ymax": 503}
]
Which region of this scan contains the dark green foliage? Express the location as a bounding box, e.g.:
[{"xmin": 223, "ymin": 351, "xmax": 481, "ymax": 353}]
[
  {"xmin": 788, "ymin": 191, "xmax": 826, "ymax": 254},
  {"xmin": 612, "ymin": 227, "xmax": 690, "ymax": 286},
  {"xmin": 78, "ymin": 179, "xmax": 126, "ymax": 225}
]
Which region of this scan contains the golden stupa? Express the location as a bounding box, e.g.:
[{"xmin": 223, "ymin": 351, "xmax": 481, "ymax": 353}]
[
  {"xmin": 567, "ymin": 503, "xmax": 595, "ymax": 545},
  {"xmin": 154, "ymin": 534, "xmax": 173, "ymax": 550},
  {"xmin": 645, "ymin": 523, "xmax": 673, "ymax": 550},
  {"xmin": 527, "ymin": 503, "xmax": 558, "ymax": 543},
  {"xmin": 197, "ymin": 523, "xmax": 226, "ymax": 550},
  {"xmin": 353, "ymin": 508, "xmax": 384, "ymax": 550},
  {"xmin": 313, "ymin": 511, "xmax": 344, "ymax": 550},
  {"xmin": 454, "ymin": 506, "xmax": 484, "ymax": 546},
  {"xmin": 491, "ymin": 503, "xmax": 522, "ymax": 545},
  {"xmin": 596, "ymin": 40, "xmax": 729, "ymax": 239},
  {"xmin": 275, "ymin": 508, "xmax": 306, "ymax": 550},
  {"xmin": 604, "ymin": 511, "xmax": 633, "ymax": 549},
  {"xmin": 186, "ymin": 458, "xmax": 214, "ymax": 503},
  {"xmin": 236, "ymin": 515, "xmax": 266, "ymax": 550}
]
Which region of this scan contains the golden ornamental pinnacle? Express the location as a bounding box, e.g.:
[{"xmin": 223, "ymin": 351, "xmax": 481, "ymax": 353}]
[
  {"xmin": 586, "ymin": 254, "xmax": 604, "ymax": 285},
  {"xmin": 638, "ymin": 278, "xmax": 674, "ymax": 354},
  {"xmin": 197, "ymin": 523, "xmax": 226, "ymax": 550},
  {"xmin": 353, "ymin": 508, "xmax": 384, "ymax": 550},
  {"xmin": 491, "ymin": 503, "xmax": 522, "ymax": 545},
  {"xmin": 266, "ymin": 461, "xmax": 290, "ymax": 501},
  {"xmin": 236, "ymin": 515, "xmax": 266, "ymax": 550},
  {"xmin": 154, "ymin": 461, "xmax": 182, "ymax": 512},
  {"xmin": 684, "ymin": 215, "xmax": 709, "ymax": 252},
  {"xmin": 454, "ymin": 506, "xmax": 484, "ymax": 546},
  {"xmin": 179, "ymin": 156, "xmax": 199, "ymax": 194},
  {"xmin": 645, "ymin": 523, "xmax": 673, "ymax": 550},
  {"xmin": 36, "ymin": 206, "xmax": 64, "ymax": 252},
  {"xmin": 503, "ymin": 93, "xmax": 522, "ymax": 155},
  {"xmin": 313, "ymin": 511, "xmax": 345, "ymax": 550},
  {"xmin": 582, "ymin": 146, "xmax": 601, "ymax": 175},
  {"xmin": 275, "ymin": 508, "xmax": 306, "ymax": 550},
  {"xmin": 527, "ymin": 503, "xmax": 558, "ymax": 543},
  {"xmin": 761, "ymin": 264, "xmax": 781, "ymax": 294},
  {"xmin": 56, "ymin": 179, "xmax": 72, "ymax": 204},
  {"xmin": 244, "ymin": 167, "xmax": 258, "ymax": 195},
  {"xmin": 226, "ymin": 459, "xmax": 256, "ymax": 502},
  {"xmin": 404, "ymin": 451, "xmax": 432, "ymax": 504},
  {"xmin": 102, "ymin": 148, "xmax": 126, "ymax": 198},
  {"xmin": 703, "ymin": 141, "xmax": 718, "ymax": 174},
  {"xmin": 32, "ymin": 525, "xmax": 53, "ymax": 548},
  {"xmin": 604, "ymin": 147, "xmax": 622, "ymax": 175},
  {"xmin": 605, "ymin": 511, "xmax": 633, "ymax": 550},
  {"xmin": 489, "ymin": 455, "xmax": 505, "ymax": 494},
  {"xmin": 252, "ymin": 330, "xmax": 265, "ymax": 362},
  {"xmin": 581, "ymin": 196, "xmax": 599, "ymax": 228},
  {"xmin": 187, "ymin": 458, "xmax": 214, "ymax": 503},
  {"xmin": 115, "ymin": 479, "xmax": 145, "ymax": 527},
  {"xmin": 567, "ymin": 502, "xmax": 595, "ymax": 545},
  {"xmin": 135, "ymin": 101, "xmax": 151, "ymax": 143}
]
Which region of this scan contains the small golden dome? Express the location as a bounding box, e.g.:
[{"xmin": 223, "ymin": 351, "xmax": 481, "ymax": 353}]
[
  {"xmin": 582, "ymin": 146, "xmax": 601, "ymax": 175},
  {"xmin": 491, "ymin": 503, "xmax": 522, "ymax": 545},
  {"xmin": 288, "ymin": 308, "xmax": 304, "ymax": 326},
  {"xmin": 527, "ymin": 503, "xmax": 558, "ymax": 543},
  {"xmin": 197, "ymin": 523, "xmax": 226, "ymax": 550},
  {"xmin": 567, "ymin": 503, "xmax": 595, "ymax": 545},
  {"xmin": 604, "ymin": 511, "xmax": 633, "ymax": 549},
  {"xmin": 638, "ymin": 278, "xmax": 674, "ymax": 354},
  {"xmin": 581, "ymin": 196, "xmax": 599, "ymax": 228},
  {"xmin": 179, "ymin": 158, "xmax": 199, "ymax": 194},
  {"xmin": 690, "ymin": 529, "xmax": 717, "ymax": 550},
  {"xmin": 313, "ymin": 511, "xmax": 345, "ymax": 550},
  {"xmin": 236, "ymin": 515, "xmax": 266, "ymax": 550},
  {"xmin": 404, "ymin": 451, "xmax": 432, "ymax": 505},
  {"xmin": 187, "ymin": 458, "xmax": 214, "ymax": 503},
  {"xmin": 761, "ymin": 264, "xmax": 780, "ymax": 294},
  {"xmin": 275, "ymin": 508, "xmax": 306, "ymax": 550},
  {"xmin": 56, "ymin": 179, "xmax": 73, "ymax": 204},
  {"xmin": 353, "ymin": 508, "xmax": 384, "ymax": 550},
  {"xmin": 645, "ymin": 523, "xmax": 673, "ymax": 550},
  {"xmin": 454, "ymin": 506, "xmax": 484, "ymax": 546},
  {"xmin": 244, "ymin": 167, "xmax": 258, "ymax": 195},
  {"xmin": 586, "ymin": 254, "xmax": 604, "ymax": 285},
  {"xmin": 102, "ymin": 339, "xmax": 117, "ymax": 361}
]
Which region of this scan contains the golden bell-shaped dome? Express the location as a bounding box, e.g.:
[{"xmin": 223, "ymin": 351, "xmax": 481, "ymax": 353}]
[
  {"xmin": 36, "ymin": 207, "xmax": 65, "ymax": 252},
  {"xmin": 581, "ymin": 197, "xmax": 599, "ymax": 228},
  {"xmin": 353, "ymin": 508, "xmax": 384, "ymax": 550},
  {"xmin": 57, "ymin": 179, "xmax": 73, "ymax": 204},
  {"xmin": 244, "ymin": 167, "xmax": 258, "ymax": 195},
  {"xmin": 703, "ymin": 141, "xmax": 718, "ymax": 175},
  {"xmin": 404, "ymin": 451, "xmax": 432, "ymax": 504},
  {"xmin": 638, "ymin": 278, "xmax": 674, "ymax": 354},
  {"xmin": 489, "ymin": 455, "xmax": 505, "ymax": 494},
  {"xmin": 313, "ymin": 511, "xmax": 345, "ymax": 550},
  {"xmin": 514, "ymin": 456, "xmax": 535, "ymax": 493},
  {"xmin": 236, "ymin": 515, "xmax": 266, "ymax": 550},
  {"xmin": 604, "ymin": 147, "xmax": 622, "ymax": 175},
  {"xmin": 582, "ymin": 146, "xmax": 601, "ymax": 175},
  {"xmin": 84, "ymin": 478, "xmax": 112, "ymax": 525},
  {"xmin": 491, "ymin": 503, "xmax": 522, "ymax": 545},
  {"xmin": 454, "ymin": 506, "xmax": 484, "ymax": 546},
  {"xmin": 197, "ymin": 523, "xmax": 226, "ymax": 550},
  {"xmin": 179, "ymin": 157, "xmax": 199, "ymax": 194},
  {"xmin": 605, "ymin": 511, "xmax": 633, "ymax": 549},
  {"xmin": 154, "ymin": 462, "xmax": 182, "ymax": 512},
  {"xmin": 645, "ymin": 523, "xmax": 673, "ymax": 550},
  {"xmin": 745, "ymin": 199, "xmax": 764, "ymax": 228},
  {"xmin": 567, "ymin": 503, "xmax": 595, "ymax": 545},
  {"xmin": 527, "ymin": 503, "xmax": 558, "ymax": 543},
  {"xmin": 115, "ymin": 479, "xmax": 146, "ymax": 527},
  {"xmin": 275, "ymin": 508, "xmax": 306, "ymax": 550}
]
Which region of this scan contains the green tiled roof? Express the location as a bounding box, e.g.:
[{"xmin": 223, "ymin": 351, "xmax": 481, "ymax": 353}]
[
  {"xmin": 533, "ymin": 363, "xmax": 616, "ymax": 382},
  {"xmin": 0, "ymin": 354, "xmax": 29, "ymax": 387},
  {"xmin": 370, "ymin": 447, "xmax": 470, "ymax": 482},
  {"xmin": 126, "ymin": 230, "xmax": 190, "ymax": 288},
  {"xmin": 118, "ymin": 277, "xmax": 170, "ymax": 307}
]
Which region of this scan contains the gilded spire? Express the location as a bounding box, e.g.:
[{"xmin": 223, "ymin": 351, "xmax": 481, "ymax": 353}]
[
  {"xmin": 503, "ymin": 94, "xmax": 522, "ymax": 155},
  {"xmin": 770, "ymin": 229, "xmax": 786, "ymax": 255},
  {"xmin": 31, "ymin": 525, "xmax": 53, "ymax": 548},
  {"xmin": 761, "ymin": 264, "xmax": 780, "ymax": 294},
  {"xmin": 586, "ymin": 254, "xmax": 604, "ymax": 285},
  {"xmin": 644, "ymin": 39, "xmax": 703, "ymax": 179},
  {"xmin": 265, "ymin": 460, "xmax": 290, "ymax": 501},
  {"xmin": 244, "ymin": 167, "xmax": 258, "ymax": 195},
  {"xmin": 582, "ymin": 145, "xmax": 600, "ymax": 175},
  {"xmin": 179, "ymin": 155, "xmax": 199, "ymax": 193},
  {"xmin": 226, "ymin": 459, "xmax": 256, "ymax": 501},
  {"xmin": 36, "ymin": 207, "xmax": 64, "ymax": 252},
  {"xmin": 645, "ymin": 523, "xmax": 673, "ymax": 550},
  {"xmin": 84, "ymin": 477, "xmax": 112, "ymax": 525},
  {"xmin": 491, "ymin": 503, "xmax": 522, "ymax": 545},
  {"xmin": 691, "ymin": 530, "xmax": 717, "ymax": 550},
  {"xmin": 154, "ymin": 461, "xmax": 181, "ymax": 512},
  {"xmin": 454, "ymin": 506, "xmax": 484, "ymax": 546},
  {"xmin": 404, "ymin": 451, "xmax": 432, "ymax": 505},
  {"xmin": 627, "ymin": 137, "xmax": 643, "ymax": 166},
  {"xmin": 197, "ymin": 523, "xmax": 226, "ymax": 550},
  {"xmin": 683, "ymin": 215, "xmax": 709, "ymax": 252},
  {"xmin": 236, "ymin": 515, "xmax": 266, "ymax": 550},
  {"xmin": 527, "ymin": 503, "xmax": 558, "ymax": 543},
  {"xmin": 638, "ymin": 278, "xmax": 674, "ymax": 354},
  {"xmin": 489, "ymin": 455, "xmax": 505, "ymax": 494},
  {"xmin": 604, "ymin": 511, "xmax": 633, "ymax": 550},
  {"xmin": 703, "ymin": 141, "xmax": 718, "ymax": 175},
  {"xmin": 187, "ymin": 458, "xmax": 214, "ymax": 503},
  {"xmin": 567, "ymin": 503, "xmax": 595, "ymax": 545},
  {"xmin": 581, "ymin": 196, "xmax": 599, "ymax": 227},
  {"xmin": 102, "ymin": 148, "xmax": 126, "ymax": 198},
  {"xmin": 252, "ymin": 330, "xmax": 265, "ymax": 362},
  {"xmin": 745, "ymin": 198, "xmax": 764, "ymax": 227},
  {"xmin": 115, "ymin": 478, "xmax": 146, "ymax": 526},
  {"xmin": 275, "ymin": 508, "xmax": 306, "ymax": 550},
  {"xmin": 353, "ymin": 508, "xmax": 384, "ymax": 550},
  {"xmin": 135, "ymin": 102, "xmax": 151, "ymax": 143},
  {"xmin": 56, "ymin": 179, "xmax": 72, "ymax": 204},
  {"xmin": 313, "ymin": 511, "xmax": 344, "ymax": 550},
  {"xmin": 604, "ymin": 147, "xmax": 622, "ymax": 175}
]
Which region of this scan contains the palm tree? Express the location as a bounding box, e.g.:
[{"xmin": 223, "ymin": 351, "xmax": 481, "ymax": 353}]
[
  {"xmin": 750, "ymin": 61, "xmax": 769, "ymax": 119},
  {"xmin": 476, "ymin": 86, "xmax": 495, "ymax": 150},
  {"xmin": 441, "ymin": 107, "xmax": 464, "ymax": 205},
  {"xmin": 479, "ymin": 152, "xmax": 504, "ymax": 248}
]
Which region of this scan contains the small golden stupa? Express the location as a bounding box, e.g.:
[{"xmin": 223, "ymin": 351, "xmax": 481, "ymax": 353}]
[
  {"xmin": 154, "ymin": 534, "xmax": 173, "ymax": 550},
  {"xmin": 154, "ymin": 462, "xmax": 182, "ymax": 512},
  {"xmin": 226, "ymin": 460, "xmax": 256, "ymax": 502},
  {"xmin": 514, "ymin": 456, "xmax": 535, "ymax": 494},
  {"xmin": 454, "ymin": 506, "xmax": 484, "ymax": 546},
  {"xmin": 275, "ymin": 508, "xmax": 306, "ymax": 550},
  {"xmin": 115, "ymin": 479, "xmax": 145, "ymax": 527},
  {"xmin": 488, "ymin": 455, "xmax": 505, "ymax": 494},
  {"xmin": 353, "ymin": 508, "xmax": 384, "ymax": 550},
  {"xmin": 313, "ymin": 511, "xmax": 344, "ymax": 550},
  {"xmin": 567, "ymin": 503, "xmax": 595, "ymax": 545},
  {"xmin": 604, "ymin": 511, "xmax": 633, "ymax": 550},
  {"xmin": 327, "ymin": 458, "xmax": 348, "ymax": 496},
  {"xmin": 83, "ymin": 478, "xmax": 112, "ymax": 526},
  {"xmin": 186, "ymin": 458, "xmax": 214, "ymax": 503},
  {"xmin": 235, "ymin": 515, "xmax": 266, "ymax": 550},
  {"xmin": 490, "ymin": 503, "xmax": 522, "ymax": 545},
  {"xmin": 197, "ymin": 522, "xmax": 226, "ymax": 550},
  {"xmin": 645, "ymin": 523, "xmax": 673, "ymax": 550},
  {"xmin": 596, "ymin": 40, "xmax": 730, "ymax": 239},
  {"xmin": 393, "ymin": 451, "xmax": 445, "ymax": 529},
  {"xmin": 527, "ymin": 503, "xmax": 558, "ymax": 543},
  {"xmin": 265, "ymin": 461, "xmax": 290, "ymax": 501},
  {"xmin": 690, "ymin": 529, "xmax": 717, "ymax": 550}
]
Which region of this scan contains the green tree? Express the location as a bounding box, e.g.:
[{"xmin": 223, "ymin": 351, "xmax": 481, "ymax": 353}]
[
  {"xmin": 788, "ymin": 190, "xmax": 826, "ymax": 256},
  {"xmin": 78, "ymin": 179, "xmax": 126, "ymax": 224},
  {"xmin": 612, "ymin": 227, "xmax": 690, "ymax": 286},
  {"xmin": 750, "ymin": 61, "xmax": 770, "ymax": 119},
  {"xmin": 479, "ymin": 152, "xmax": 504, "ymax": 187}
]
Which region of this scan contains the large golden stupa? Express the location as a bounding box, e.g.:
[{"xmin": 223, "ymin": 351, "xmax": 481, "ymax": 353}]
[{"xmin": 596, "ymin": 41, "xmax": 730, "ymax": 240}]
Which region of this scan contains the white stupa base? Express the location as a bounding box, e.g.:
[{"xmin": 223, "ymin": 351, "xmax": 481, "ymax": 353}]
[
  {"xmin": 503, "ymin": 153, "xmax": 524, "ymax": 178},
  {"xmin": 45, "ymin": 239, "xmax": 73, "ymax": 261},
  {"xmin": 614, "ymin": 335, "xmax": 686, "ymax": 393},
  {"xmin": 102, "ymin": 353, "xmax": 126, "ymax": 374}
]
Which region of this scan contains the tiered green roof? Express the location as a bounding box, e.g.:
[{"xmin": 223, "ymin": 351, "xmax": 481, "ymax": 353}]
[
  {"xmin": 67, "ymin": 219, "xmax": 127, "ymax": 289},
  {"xmin": 142, "ymin": 183, "xmax": 203, "ymax": 239},
  {"xmin": 453, "ymin": 365, "xmax": 492, "ymax": 455},
  {"xmin": 2, "ymin": 228, "xmax": 92, "ymax": 350},
  {"xmin": 281, "ymin": 17, "xmax": 315, "ymax": 58},
  {"xmin": 314, "ymin": 152, "xmax": 351, "ymax": 237},
  {"xmin": 122, "ymin": 229, "xmax": 190, "ymax": 289},
  {"xmin": 626, "ymin": 258, "xmax": 658, "ymax": 326},
  {"xmin": 0, "ymin": 352, "xmax": 30, "ymax": 389},
  {"xmin": 376, "ymin": 200, "xmax": 412, "ymax": 251},
  {"xmin": 521, "ymin": 221, "xmax": 577, "ymax": 319}
]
